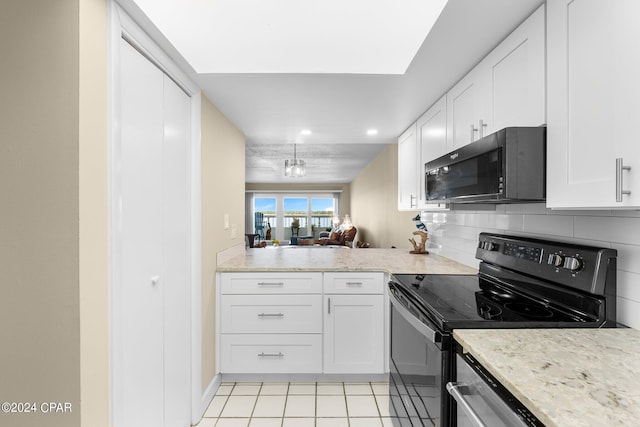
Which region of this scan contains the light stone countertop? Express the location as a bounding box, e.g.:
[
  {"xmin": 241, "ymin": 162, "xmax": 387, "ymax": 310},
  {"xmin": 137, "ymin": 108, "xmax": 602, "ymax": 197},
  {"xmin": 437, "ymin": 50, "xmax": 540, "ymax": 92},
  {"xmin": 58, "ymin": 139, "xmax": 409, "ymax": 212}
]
[
  {"xmin": 216, "ymin": 247, "xmax": 478, "ymax": 275},
  {"xmin": 453, "ymin": 328, "xmax": 640, "ymax": 427}
]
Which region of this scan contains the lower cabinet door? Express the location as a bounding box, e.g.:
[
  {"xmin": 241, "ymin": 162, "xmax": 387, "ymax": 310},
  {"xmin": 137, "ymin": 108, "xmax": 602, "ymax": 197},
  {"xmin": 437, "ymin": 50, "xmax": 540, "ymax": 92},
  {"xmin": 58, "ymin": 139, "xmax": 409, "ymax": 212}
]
[
  {"xmin": 220, "ymin": 334, "xmax": 322, "ymax": 373},
  {"xmin": 324, "ymin": 294, "xmax": 384, "ymax": 374}
]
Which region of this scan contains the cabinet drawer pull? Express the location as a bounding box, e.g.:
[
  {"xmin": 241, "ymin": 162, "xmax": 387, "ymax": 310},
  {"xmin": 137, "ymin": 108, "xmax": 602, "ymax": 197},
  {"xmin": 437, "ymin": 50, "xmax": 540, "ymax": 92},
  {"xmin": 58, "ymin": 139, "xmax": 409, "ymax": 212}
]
[
  {"xmin": 616, "ymin": 158, "xmax": 631, "ymax": 202},
  {"xmin": 346, "ymin": 282, "xmax": 363, "ymax": 286},
  {"xmin": 257, "ymin": 313, "xmax": 284, "ymax": 317},
  {"xmin": 258, "ymin": 352, "xmax": 284, "ymax": 357},
  {"xmin": 328, "ymin": 297, "xmax": 331, "ymax": 314},
  {"xmin": 257, "ymin": 282, "xmax": 285, "ymax": 286}
]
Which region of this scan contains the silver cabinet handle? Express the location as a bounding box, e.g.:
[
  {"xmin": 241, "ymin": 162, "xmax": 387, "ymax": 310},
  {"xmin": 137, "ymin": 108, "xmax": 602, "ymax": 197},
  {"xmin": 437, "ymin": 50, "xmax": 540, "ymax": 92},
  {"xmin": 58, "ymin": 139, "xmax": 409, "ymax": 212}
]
[
  {"xmin": 410, "ymin": 194, "xmax": 416, "ymax": 208},
  {"xmin": 470, "ymin": 123, "xmax": 478, "ymax": 142},
  {"xmin": 479, "ymin": 119, "xmax": 487, "ymax": 138},
  {"xmin": 446, "ymin": 382, "xmax": 487, "ymax": 427},
  {"xmin": 257, "ymin": 313, "xmax": 284, "ymax": 317},
  {"xmin": 328, "ymin": 297, "xmax": 331, "ymax": 314},
  {"xmin": 258, "ymin": 352, "xmax": 284, "ymax": 357},
  {"xmin": 346, "ymin": 282, "xmax": 363, "ymax": 286},
  {"xmin": 257, "ymin": 282, "xmax": 284, "ymax": 286},
  {"xmin": 616, "ymin": 158, "xmax": 631, "ymax": 202}
]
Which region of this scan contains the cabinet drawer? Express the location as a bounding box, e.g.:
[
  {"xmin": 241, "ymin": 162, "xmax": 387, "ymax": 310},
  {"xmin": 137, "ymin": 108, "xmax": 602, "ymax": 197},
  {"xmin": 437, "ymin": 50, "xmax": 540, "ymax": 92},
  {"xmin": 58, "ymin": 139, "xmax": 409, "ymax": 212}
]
[
  {"xmin": 323, "ymin": 272, "xmax": 384, "ymax": 294},
  {"xmin": 221, "ymin": 272, "xmax": 322, "ymax": 294},
  {"xmin": 220, "ymin": 334, "xmax": 322, "ymax": 374},
  {"xmin": 221, "ymin": 295, "xmax": 322, "ymax": 333}
]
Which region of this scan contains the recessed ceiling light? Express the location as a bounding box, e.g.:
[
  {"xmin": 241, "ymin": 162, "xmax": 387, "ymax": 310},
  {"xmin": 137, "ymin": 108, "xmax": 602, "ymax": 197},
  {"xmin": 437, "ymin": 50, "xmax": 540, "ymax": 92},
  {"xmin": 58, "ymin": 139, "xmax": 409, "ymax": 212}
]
[
  {"xmin": 301, "ymin": 129, "xmax": 312, "ymax": 135},
  {"xmin": 367, "ymin": 129, "xmax": 378, "ymax": 135}
]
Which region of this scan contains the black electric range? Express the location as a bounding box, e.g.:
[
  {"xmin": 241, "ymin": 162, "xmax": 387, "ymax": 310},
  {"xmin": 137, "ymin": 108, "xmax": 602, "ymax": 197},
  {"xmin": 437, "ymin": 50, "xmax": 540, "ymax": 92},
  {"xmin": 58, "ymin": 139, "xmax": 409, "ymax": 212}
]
[{"xmin": 387, "ymin": 233, "xmax": 617, "ymax": 427}]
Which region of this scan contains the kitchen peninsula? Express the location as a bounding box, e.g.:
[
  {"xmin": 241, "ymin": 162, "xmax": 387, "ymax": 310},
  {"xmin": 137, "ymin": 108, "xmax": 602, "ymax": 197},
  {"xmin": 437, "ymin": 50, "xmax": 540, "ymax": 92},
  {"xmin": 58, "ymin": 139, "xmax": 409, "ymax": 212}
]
[
  {"xmin": 217, "ymin": 247, "xmax": 478, "ymax": 275},
  {"xmin": 216, "ymin": 247, "xmax": 476, "ymax": 377}
]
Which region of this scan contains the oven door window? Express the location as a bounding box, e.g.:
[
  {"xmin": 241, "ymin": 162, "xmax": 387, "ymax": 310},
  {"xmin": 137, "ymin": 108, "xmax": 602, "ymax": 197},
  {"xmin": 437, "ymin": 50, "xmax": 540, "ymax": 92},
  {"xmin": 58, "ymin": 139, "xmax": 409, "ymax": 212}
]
[{"xmin": 426, "ymin": 148, "xmax": 501, "ymax": 201}]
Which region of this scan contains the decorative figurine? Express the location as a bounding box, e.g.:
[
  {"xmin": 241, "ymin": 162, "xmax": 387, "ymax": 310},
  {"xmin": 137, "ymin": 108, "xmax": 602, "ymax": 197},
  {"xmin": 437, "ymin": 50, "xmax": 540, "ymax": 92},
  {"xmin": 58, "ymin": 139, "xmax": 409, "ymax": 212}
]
[{"xmin": 409, "ymin": 214, "xmax": 429, "ymax": 254}]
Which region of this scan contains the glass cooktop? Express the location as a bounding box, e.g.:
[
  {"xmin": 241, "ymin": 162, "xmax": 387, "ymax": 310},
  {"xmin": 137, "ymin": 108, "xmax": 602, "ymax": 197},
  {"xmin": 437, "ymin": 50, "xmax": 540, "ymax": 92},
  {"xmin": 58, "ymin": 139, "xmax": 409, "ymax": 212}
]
[{"xmin": 391, "ymin": 273, "xmax": 603, "ymax": 332}]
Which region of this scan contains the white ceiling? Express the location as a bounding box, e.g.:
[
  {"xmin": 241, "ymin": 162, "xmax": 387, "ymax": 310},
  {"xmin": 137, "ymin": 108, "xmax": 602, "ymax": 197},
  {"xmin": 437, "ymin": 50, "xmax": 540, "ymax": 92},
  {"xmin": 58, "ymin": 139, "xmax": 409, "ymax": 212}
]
[
  {"xmin": 123, "ymin": 0, "xmax": 545, "ymax": 184},
  {"xmin": 130, "ymin": 0, "xmax": 448, "ymax": 74}
]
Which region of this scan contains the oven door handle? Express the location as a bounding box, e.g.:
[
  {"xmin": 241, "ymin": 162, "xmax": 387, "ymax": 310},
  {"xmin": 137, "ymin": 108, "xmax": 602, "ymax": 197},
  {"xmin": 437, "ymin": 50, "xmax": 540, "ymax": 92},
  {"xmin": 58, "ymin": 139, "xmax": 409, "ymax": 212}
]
[
  {"xmin": 446, "ymin": 382, "xmax": 487, "ymax": 427},
  {"xmin": 388, "ymin": 285, "xmax": 438, "ymax": 343}
]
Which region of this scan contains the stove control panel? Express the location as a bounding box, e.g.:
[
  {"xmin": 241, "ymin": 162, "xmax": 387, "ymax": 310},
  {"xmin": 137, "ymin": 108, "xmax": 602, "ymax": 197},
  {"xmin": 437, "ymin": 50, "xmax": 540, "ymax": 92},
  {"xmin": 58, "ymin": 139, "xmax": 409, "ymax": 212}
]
[
  {"xmin": 476, "ymin": 232, "xmax": 617, "ymax": 296},
  {"xmin": 503, "ymin": 242, "xmax": 542, "ymax": 262}
]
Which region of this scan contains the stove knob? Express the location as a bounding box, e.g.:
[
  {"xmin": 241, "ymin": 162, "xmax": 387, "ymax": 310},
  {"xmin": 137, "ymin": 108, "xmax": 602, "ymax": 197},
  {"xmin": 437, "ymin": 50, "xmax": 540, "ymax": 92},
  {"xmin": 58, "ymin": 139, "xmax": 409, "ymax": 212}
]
[
  {"xmin": 563, "ymin": 256, "xmax": 583, "ymax": 272},
  {"xmin": 547, "ymin": 253, "xmax": 564, "ymax": 267},
  {"xmin": 479, "ymin": 241, "xmax": 497, "ymax": 251}
]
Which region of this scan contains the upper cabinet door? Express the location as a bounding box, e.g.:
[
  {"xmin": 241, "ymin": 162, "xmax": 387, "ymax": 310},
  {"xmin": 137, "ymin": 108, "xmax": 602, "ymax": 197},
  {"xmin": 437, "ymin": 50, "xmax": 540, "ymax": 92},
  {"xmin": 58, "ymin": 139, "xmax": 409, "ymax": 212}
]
[
  {"xmin": 397, "ymin": 123, "xmax": 418, "ymax": 210},
  {"xmin": 547, "ymin": 0, "xmax": 640, "ymax": 208},
  {"xmin": 417, "ymin": 95, "xmax": 449, "ymax": 209},
  {"xmin": 446, "ymin": 5, "xmax": 546, "ymax": 152},
  {"xmin": 485, "ymin": 5, "xmax": 546, "ymax": 131},
  {"xmin": 446, "ymin": 67, "xmax": 489, "ymax": 150}
]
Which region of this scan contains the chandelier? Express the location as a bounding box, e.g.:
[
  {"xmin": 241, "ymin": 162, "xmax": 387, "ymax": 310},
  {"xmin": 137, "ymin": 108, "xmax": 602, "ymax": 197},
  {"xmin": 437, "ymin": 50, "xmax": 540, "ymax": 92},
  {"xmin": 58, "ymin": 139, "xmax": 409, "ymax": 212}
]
[{"xmin": 284, "ymin": 144, "xmax": 306, "ymax": 177}]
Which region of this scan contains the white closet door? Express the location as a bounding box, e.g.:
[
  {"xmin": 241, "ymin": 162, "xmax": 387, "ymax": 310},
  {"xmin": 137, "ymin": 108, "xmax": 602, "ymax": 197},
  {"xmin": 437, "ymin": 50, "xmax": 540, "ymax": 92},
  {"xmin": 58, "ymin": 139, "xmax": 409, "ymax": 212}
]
[
  {"xmin": 116, "ymin": 38, "xmax": 191, "ymax": 427},
  {"xmin": 119, "ymin": 38, "xmax": 165, "ymax": 427},
  {"xmin": 162, "ymin": 75, "xmax": 191, "ymax": 426}
]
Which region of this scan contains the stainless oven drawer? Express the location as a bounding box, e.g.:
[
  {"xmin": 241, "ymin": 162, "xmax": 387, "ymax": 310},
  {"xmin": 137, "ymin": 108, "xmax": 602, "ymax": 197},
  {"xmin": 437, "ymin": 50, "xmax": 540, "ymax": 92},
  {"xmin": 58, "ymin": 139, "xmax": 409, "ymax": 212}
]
[{"xmin": 447, "ymin": 354, "xmax": 538, "ymax": 427}]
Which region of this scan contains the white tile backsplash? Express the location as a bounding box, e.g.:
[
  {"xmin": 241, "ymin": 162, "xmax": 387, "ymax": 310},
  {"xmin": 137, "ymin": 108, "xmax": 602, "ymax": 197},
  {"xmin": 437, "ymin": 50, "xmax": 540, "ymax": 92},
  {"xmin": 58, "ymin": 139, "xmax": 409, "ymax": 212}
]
[
  {"xmin": 523, "ymin": 214, "xmax": 574, "ymax": 237},
  {"xmin": 617, "ymin": 271, "xmax": 640, "ymax": 303},
  {"xmin": 424, "ymin": 205, "xmax": 640, "ymax": 329},
  {"xmin": 614, "ymin": 243, "xmax": 640, "ymax": 274},
  {"xmin": 574, "ymin": 216, "xmax": 640, "ymax": 245}
]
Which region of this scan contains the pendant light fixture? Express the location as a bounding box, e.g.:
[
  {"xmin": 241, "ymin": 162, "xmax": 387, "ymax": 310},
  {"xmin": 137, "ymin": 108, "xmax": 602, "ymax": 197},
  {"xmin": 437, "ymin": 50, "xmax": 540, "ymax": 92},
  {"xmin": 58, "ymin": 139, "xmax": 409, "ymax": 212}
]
[{"xmin": 284, "ymin": 144, "xmax": 306, "ymax": 177}]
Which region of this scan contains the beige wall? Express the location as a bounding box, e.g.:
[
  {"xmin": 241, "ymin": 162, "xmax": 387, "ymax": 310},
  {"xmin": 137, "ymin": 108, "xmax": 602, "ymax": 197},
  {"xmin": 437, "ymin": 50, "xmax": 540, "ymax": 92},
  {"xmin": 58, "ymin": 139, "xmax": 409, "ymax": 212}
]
[
  {"xmin": 349, "ymin": 144, "xmax": 420, "ymax": 249},
  {"xmin": 1, "ymin": 1, "xmax": 86, "ymax": 426},
  {"xmin": 201, "ymin": 96, "xmax": 246, "ymax": 390},
  {"xmin": 79, "ymin": 0, "xmax": 109, "ymax": 426}
]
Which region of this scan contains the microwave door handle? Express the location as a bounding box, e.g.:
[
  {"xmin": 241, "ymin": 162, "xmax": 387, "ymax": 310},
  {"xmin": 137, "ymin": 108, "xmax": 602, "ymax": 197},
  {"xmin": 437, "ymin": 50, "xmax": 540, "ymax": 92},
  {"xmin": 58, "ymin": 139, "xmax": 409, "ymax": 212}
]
[
  {"xmin": 446, "ymin": 382, "xmax": 488, "ymax": 427},
  {"xmin": 388, "ymin": 284, "xmax": 438, "ymax": 343}
]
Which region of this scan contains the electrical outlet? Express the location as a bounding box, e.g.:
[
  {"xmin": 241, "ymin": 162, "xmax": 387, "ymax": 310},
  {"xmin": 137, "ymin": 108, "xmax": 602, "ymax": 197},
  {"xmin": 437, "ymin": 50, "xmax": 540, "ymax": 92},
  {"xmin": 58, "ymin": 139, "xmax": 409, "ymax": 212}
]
[
  {"xmin": 224, "ymin": 214, "xmax": 230, "ymax": 230},
  {"xmin": 230, "ymin": 224, "xmax": 237, "ymax": 239}
]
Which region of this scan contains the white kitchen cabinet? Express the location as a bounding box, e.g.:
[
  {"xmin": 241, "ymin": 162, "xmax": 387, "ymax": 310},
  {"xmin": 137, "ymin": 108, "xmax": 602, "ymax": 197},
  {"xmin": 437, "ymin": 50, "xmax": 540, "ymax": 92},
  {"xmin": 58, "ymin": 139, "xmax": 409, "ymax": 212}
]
[
  {"xmin": 220, "ymin": 334, "xmax": 322, "ymax": 374},
  {"xmin": 547, "ymin": 0, "xmax": 640, "ymax": 208},
  {"xmin": 219, "ymin": 272, "xmax": 323, "ymax": 374},
  {"xmin": 323, "ymin": 273, "xmax": 385, "ymax": 374},
  {"xmin": 324, "ymin": 294, "xmax": 385, "ymax": 374},
  {"xmin": 219, "ymin": 271, "xmax": 386, "ymax": 375},
  {"xmin": 398, "ymin": 123, "xmax": 419, "ymax": 210},
  {"xmin": 417, "ymin": 96, "xmax": 449, "ymax": 210},
  {"xmin": 446, "ymin": 4, "xmax": 545, "ymax": 150},
  {"xmin": 446, "ymin": 66, "xmax": 490, "ymax": 149},
  {"xmin": 220, "ymin": 294, "xmax": 322, "ymax": 334},
  {"xmin": 402, "ymin": 5, "xmax": 545, "ymax": 210},
  {"xmin": 484, "ymin": 4, "xmax": 546, "ymax": 131},
  {"xmin": 220, "ymin": 272, "xmax": 323, "ymax": 294}
]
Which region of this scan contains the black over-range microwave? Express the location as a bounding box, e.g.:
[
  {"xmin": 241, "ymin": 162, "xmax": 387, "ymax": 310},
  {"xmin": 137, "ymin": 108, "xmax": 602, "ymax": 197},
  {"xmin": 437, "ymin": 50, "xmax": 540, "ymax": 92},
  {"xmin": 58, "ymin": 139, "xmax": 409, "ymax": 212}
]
[{"xmin": 425, "ymin": 127, "xmax": 546, "ymax": 204}]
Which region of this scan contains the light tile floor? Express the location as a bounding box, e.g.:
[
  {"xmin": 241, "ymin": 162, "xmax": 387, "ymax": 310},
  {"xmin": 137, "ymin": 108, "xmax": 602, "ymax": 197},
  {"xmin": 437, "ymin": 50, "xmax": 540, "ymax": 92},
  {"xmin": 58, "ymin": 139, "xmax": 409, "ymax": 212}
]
[{"xmin": 197, "ymin": 382, "xmax": 397, "ymax": 427}]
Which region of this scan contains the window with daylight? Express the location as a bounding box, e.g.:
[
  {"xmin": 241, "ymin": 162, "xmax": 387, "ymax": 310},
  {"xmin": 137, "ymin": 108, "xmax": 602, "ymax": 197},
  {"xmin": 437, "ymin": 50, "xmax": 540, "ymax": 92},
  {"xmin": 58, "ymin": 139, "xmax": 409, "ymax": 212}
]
[{"xmin": 251, "ymin": 193, "xmax": 338, "ymax": 241}]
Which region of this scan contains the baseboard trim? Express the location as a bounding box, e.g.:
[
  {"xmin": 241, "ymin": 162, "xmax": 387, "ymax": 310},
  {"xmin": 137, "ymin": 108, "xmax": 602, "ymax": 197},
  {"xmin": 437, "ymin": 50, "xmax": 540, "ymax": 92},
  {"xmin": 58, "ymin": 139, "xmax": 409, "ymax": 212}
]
[
  {"xmin": 220, "ymin": 373, "xmax": 389, "ymax": 383},
  {"xmin": 198, "ymin": 374, "xmax": 221, "ymax": 421}
]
